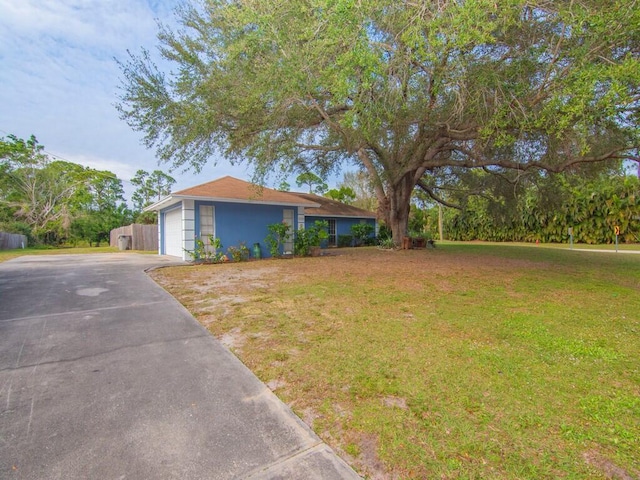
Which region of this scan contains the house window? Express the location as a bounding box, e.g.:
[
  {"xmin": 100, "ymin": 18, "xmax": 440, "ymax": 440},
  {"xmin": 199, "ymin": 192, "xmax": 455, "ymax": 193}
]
[
  {"xmin": 199, "ymin": 205, "xmax": 215, "ymax": 253},
  {"xmin": 327, "ymin": 219, "xmax": 336, "ymax": 246},
  {"xmin": 283, "ymin": 209, "xmax": 294, "ymax": 254}
]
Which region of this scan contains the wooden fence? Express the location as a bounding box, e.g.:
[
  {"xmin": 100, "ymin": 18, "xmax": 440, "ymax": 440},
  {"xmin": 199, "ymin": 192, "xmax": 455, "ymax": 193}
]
[
  {"xmin": 109, "ymin": 224, "xmax": 158, "ymax": 251},
  {"xmin": 0, "ymin": 232, "xmax": 28, "ymax": 250}
]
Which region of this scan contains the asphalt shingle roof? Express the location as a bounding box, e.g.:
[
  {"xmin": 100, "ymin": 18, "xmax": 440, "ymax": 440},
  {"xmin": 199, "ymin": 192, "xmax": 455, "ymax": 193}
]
[
  {"xmin": 173, "ymin": 176, "xmax": 318, "ymax": 206},
  {"xmin": 152, "ymin": 176, "xmax": 376, "ymax": 219},
  {"xmin": 289, "ymin": 192, "xmax": 377, "ymax": 218}
]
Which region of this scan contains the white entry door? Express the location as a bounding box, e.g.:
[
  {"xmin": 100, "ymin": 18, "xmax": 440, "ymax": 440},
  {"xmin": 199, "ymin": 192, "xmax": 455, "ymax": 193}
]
[{"xmin": 283, "ymin": 209, "xmax": 294, "ymax": 254}]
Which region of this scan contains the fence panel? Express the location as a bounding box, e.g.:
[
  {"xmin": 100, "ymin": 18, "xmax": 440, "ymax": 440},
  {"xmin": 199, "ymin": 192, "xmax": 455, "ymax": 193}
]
[
  {"xmin": 0, "ymin": 232, "xmax": 28, "ymax": 250},
  {"xmin": 109, "ymin": 224, "xmax": 158, "ymax": 251}
]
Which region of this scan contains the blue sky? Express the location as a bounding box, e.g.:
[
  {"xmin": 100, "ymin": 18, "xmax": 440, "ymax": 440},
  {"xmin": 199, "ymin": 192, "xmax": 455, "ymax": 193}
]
[{"xmin": 0, "ymin": 0, "xmax": 319, "ymax": 200}]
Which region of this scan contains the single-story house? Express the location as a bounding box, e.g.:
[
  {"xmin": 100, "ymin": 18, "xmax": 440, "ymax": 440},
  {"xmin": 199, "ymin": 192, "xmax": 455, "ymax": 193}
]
[{"xmin": 144, "ymin": 176, "xmax": 377, "ymax": 260}]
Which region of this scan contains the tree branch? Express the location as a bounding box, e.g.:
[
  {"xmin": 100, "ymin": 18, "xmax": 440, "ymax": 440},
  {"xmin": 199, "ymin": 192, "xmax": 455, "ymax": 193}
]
[
  {"xmin": 357, "ymin": 147, "xmax": 387, "ymax": 202},
  {"xmin": 295, "ymin": 143, "xmax": 343, "ymax": 152},
  {"xmin": 426, "ymin": 145, "xmax": 636, "ymax": 173},
  {"xmin": 416, "ymin": 180, "xmax": 462, "ymax": 209}
]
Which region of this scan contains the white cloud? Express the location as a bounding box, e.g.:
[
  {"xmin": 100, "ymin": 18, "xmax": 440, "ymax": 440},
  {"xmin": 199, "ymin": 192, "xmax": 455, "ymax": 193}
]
[
  {"xmin": 0, "ymin": 0, "xmax": 163, "ymax": 50},
  {"xmin": 0, "ymin": 0, "xmax": 344, "ymax": 201},
  {"xmin": 56, "ymin": 152, "xmax": 140, "ymax": 182},
  {"xmin": 0, "ymin": 0, "xmax": 185, "ymax": 198}
]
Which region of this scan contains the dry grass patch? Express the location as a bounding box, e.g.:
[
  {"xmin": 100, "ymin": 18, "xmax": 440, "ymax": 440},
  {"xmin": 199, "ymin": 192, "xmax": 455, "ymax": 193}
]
[{"xmin": 150, "ymin": 245, "xmax": 640, "ymax": 479}]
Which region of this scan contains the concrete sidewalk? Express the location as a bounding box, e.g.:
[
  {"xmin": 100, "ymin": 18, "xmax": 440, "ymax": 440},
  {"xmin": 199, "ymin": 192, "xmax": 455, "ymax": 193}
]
[
  {"xmin": 571, "ymin": 248, "xmax": 640, "ymax": 254},
  {"xmin": 0, "ymin": 253, "xmax": 360, "ymax": 479}
]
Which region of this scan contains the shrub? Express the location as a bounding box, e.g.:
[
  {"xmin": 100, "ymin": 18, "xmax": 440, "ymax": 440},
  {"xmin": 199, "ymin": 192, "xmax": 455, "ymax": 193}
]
[
  {"xmin": 351, "ymin": 223, "xmax": 375, "ymax": 246},
  {"xmin": 378, "ymin": 237, "xmax": 396, "ymax": 249},
  {"xmin": 265, "ymin": 222, "xmax": 292, "ymax": 257},
  {"xmin": 294, "ymin": 220, "xmax": 329, "ymax": 256},
  {"xmin": 338, "ymin": 234, "xmax": 353, "ymax": 247},
  {"xmin": 227, "ymin": 242, "xmax": 250, "ymax": 262},
  {"xmin": 363, "ymin": 236, "xmax": 378, "ymax": 246},
  {"xmin": 188, "ymin": 236, "xmax": 226, "ymax": 263},
  {"xmin": 377, "ymin": 223, "xmax": 391, "ymax": 242}
]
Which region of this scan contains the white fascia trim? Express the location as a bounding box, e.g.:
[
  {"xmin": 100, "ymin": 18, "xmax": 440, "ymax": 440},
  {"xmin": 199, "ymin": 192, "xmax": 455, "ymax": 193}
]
[
  {"xmin": 146, "ymin": 194, "xmax": 321, "ymax": 211},
  {"xmin": 144, "ymin": 196, "xmax": 181, "ymax": 212},
  {"xmin": 174, "ymin": 195, "xmax": 320, "ymax": 208}
]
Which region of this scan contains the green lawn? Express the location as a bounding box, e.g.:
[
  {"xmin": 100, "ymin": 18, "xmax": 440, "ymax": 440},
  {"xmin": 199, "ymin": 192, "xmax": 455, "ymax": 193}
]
[{"xmin": 131, "ymin": 244, "xmax": 640, "ymax": 478}]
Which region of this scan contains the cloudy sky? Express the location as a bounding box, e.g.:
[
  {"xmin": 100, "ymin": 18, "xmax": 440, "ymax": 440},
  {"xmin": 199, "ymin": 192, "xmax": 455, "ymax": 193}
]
[{"xmin": 0, "ymin": 0, "xmax": 303, "ymax": 200}]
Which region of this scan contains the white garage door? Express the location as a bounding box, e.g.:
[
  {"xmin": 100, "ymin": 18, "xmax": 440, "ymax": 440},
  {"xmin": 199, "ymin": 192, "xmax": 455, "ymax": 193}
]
[{"xmin": 164, "ymin": 208, "xmax": 183, "ymax": 257}]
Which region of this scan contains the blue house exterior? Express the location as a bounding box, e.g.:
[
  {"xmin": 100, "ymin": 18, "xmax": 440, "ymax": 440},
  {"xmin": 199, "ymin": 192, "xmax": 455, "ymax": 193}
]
[
  {"xmin": 290, "ymin": 193, "xmax": 377, "ymax": 247},
  {"xmin": 148, "ymin": 177, "xmax": 317, "ymax": 260},
  {"xmin": 193, "ymin": 201, "xmax": 297, "ymax": 254},
  {"xmin": 146, "ymin": 176, "xmax": 377, "ymax": 261}
]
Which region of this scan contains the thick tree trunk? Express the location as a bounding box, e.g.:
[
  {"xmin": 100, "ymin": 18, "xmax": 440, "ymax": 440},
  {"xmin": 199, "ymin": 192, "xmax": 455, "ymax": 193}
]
[
  {"xmin": 356, "ymin": 149, "xmax": 418, "ymax": 245},
  {"xmin": 384, "ymin": 171, "xmax": 416, "ymax": 246}
]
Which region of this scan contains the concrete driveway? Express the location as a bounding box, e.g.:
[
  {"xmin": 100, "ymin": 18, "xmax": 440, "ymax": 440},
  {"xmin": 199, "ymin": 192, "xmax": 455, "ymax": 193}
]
[{"xmin": 0, "ymin": 253, "xmax": 360, "ymax": 479}]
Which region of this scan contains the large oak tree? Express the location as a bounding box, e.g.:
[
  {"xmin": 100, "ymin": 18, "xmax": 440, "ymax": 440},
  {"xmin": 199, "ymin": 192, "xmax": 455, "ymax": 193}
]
[{"xmin": 117, "ymin": 0, "xmax": 640, "ymax": 243}]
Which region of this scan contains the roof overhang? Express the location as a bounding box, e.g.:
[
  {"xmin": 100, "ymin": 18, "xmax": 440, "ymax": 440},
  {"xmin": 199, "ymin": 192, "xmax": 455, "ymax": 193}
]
[
  {"xmin": 143, "ymin": 195, "xmax": 181, "ymax": 212},
  {"xmin": 144, "ymin": 195, "xmax": 320, "ymax": 212}
]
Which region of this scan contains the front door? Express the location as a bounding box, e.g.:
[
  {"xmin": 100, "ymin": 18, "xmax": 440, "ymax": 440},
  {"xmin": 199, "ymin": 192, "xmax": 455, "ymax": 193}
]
[
  {"xmin": 199, "ymin": 205, "xmax": 215, "ymax": 254},
  {"xmin": 283, "ymin": 209, "xmax": 294, "ymax": 254}
]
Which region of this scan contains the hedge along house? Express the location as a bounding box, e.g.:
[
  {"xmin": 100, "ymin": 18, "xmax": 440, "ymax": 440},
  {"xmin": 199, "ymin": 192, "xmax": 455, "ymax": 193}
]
[
  {"xmin": 145, "ymin": 176, "xmax": 320, "ymax": 260},
  {"xmin": 287, "ymin": 192, "xmax": 377, "ymax": 247}
]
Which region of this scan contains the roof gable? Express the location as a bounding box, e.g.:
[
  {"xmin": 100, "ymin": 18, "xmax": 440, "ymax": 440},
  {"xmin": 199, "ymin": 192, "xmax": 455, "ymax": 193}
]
[
  {"xmin": 289, "ymin": 192, "xmax": 377, "ymax": 218},
  {"xmin": 146, "ymin": 176, "xmax": 320, "ymax": 211},
  {"xmin": 174, "ymin": 176, "xmax": 318, "ymax": 205}
]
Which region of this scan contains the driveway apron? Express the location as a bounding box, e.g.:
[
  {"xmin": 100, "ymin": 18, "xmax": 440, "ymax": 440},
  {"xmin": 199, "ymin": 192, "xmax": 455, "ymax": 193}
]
[{"xmin": 0, "ymin": 254, "xmax": 359, "ymax": 479}]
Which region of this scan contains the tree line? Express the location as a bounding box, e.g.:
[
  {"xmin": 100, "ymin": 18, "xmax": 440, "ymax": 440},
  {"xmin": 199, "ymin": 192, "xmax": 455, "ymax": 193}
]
[
  {"xmin": 409, "ymin": 164, "xmax": 639, "ymax": 244},
  {"xmin": 0, "ymin": 135, "xmax": 174, "ymax": 246}
]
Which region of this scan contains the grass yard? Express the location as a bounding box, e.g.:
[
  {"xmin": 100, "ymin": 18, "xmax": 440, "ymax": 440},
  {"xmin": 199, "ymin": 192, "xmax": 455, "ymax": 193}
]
[{"xmin": 150, "ymin": 245, "xmax": 640, "ymax": 479}]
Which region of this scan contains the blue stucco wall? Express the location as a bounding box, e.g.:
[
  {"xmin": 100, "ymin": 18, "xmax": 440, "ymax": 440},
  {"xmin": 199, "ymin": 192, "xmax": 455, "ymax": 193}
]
[
  {"xmin": 195, "ymin": 201, "xmax": 299, "ymax": 258},
  {"xmin": 305, "ymin": 216, "xmax": 376, "ymax": 246}
]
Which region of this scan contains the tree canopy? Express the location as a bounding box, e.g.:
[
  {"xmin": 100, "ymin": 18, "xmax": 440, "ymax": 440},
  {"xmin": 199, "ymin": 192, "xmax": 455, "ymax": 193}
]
[
  {"xmin": 0, "ymin": 135, "xmax": 132, "ymax": 245},
  {"xmin": 296, "ymin": 172, "xmax": 328, "ymax": 194},
  {"xmin": 131, "ymin": 169, "xmax": 176, "ymax": 211},
  {"xmin": 325, "ymin": 185, "xmax": 356, "ymax": 205},
  {"xmin": 117, "ymin": 0, "xmax": 640, "ymax": 242}
]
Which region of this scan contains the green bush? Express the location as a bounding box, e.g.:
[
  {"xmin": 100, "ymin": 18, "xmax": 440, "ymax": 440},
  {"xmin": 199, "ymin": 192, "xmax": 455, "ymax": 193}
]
[
  {"xmin": 378, "ymin": 237, "xmax": 395, "ymax": 249},
  {"xmin": 363, "ymin": 236, "xmax": 378, "ymax": 246},
  {"xmin": 265, "ymin": 222, "xmax": 292, "ymax": 257},
  {"xmin": 439, "ymin": 173, "xmax": 639, "ymax": 244},
  {"xmin": 294, "ymin": 220, "xmax": 329, "ymax": 256},
  {"xmin": 188, "ymin": 236, "xmax": 226, "ymax": 263},
  {"xmin": 227, "ymin": 242, "xmax": 250, "ymax": 262},
  {"xmin": 338, "ymin": 234, "xmax": 353, "ymax": 247},
  {"xmin": 351, "ymin": 223, "xmax": 374, "ymax": 246},
  {"xmin": 377, "ymin": 224, "xmax": 391, "ymax": 241}
]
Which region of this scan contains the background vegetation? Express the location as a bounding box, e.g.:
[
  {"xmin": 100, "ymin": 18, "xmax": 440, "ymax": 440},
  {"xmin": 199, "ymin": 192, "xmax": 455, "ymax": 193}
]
[
  {"xmin": 409, "ymin": 166, "xmax": 639, "ymax": 244},
  {"xmin": 0, "ymin": 134, "xmax": 174, "ymax": 246}
]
